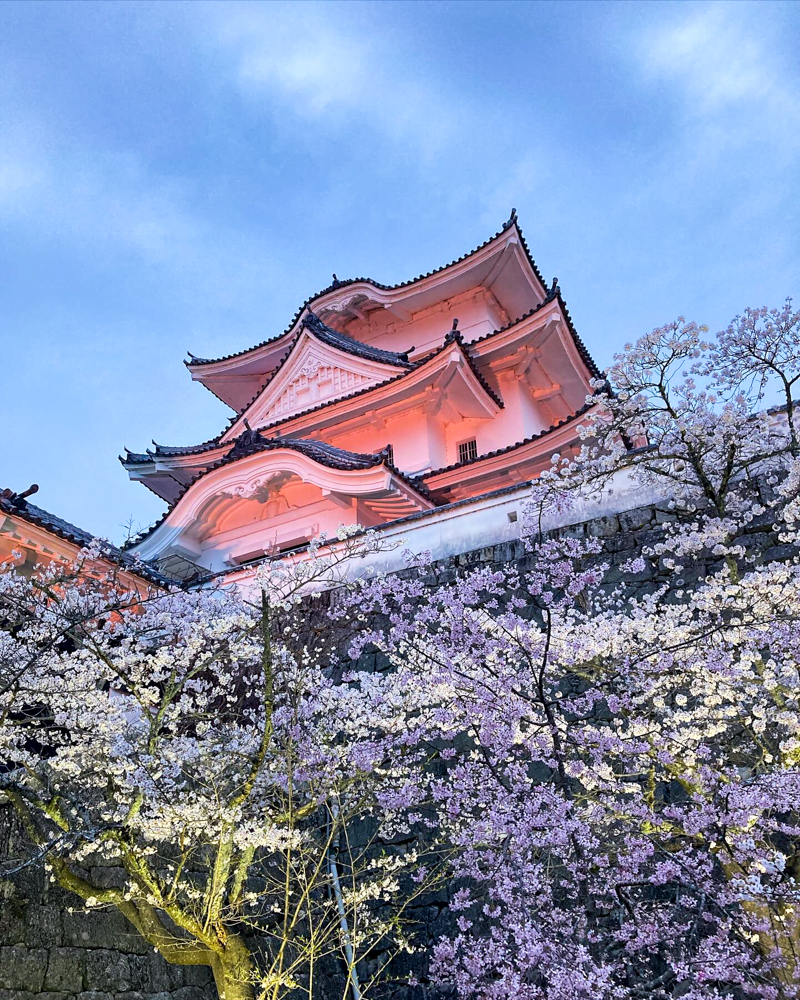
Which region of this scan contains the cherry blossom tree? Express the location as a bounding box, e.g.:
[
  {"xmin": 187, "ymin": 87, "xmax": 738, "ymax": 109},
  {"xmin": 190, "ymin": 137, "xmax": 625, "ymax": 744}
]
[
  {"xmin": 4, "ymin": 301, "xmax": 800, "ymax": 1000},
  {"xmin": 0, "ymin": 535, "xmax": 444, "ymax": 1000},
  {"xmin": 348, "ymin": 303, "xmax": 800, "ymax": 999}
]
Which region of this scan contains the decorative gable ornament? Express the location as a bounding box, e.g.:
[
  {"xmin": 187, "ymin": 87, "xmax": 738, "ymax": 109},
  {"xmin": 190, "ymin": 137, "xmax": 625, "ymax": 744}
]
[{"xmin": 225, "ymin": 332, "xmax": 405, "ymax": 437}]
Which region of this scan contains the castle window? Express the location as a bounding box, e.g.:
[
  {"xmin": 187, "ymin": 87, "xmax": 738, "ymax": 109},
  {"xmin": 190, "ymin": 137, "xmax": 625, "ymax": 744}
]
[
  {"xmin": 458, "ymin": 438, "xmax": 478, "ymax": 464},
  {"xmin": 384, "ymin": 444, "xmax": 394, "ymax": 465}
]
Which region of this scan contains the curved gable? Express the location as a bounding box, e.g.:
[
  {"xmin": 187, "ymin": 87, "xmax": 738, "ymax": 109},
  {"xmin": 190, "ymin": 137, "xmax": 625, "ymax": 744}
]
[
  {"xmin": 221, "ymin": 328, "xmax": 411, "ymax": 443},
  {"xmin": 129, "ymin": 441, "xmax": 432, "ymax": 568}
]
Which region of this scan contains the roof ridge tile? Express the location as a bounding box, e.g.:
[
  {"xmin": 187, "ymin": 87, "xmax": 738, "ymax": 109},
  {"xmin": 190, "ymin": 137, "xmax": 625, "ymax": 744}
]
[
  {"xmin": 0, "ymin": 493, "xmax": 175, "ymax": 586},
  {"xmin": 186, "ymin": 214, "xmax": 543, "ymax": 370}
]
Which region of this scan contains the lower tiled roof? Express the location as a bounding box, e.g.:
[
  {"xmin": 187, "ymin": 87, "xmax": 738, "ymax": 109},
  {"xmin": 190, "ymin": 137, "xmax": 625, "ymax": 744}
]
[
  {"xmin": 123, "ymin": 432, "xmax": 433, "ymax": 550},
  {"xmin": 0, "ymin": 491, "xmax": 175, "ymax": 587},
  {"xmin": 228, "ymin": 434, "xmax": 386, "ymax": 471}
]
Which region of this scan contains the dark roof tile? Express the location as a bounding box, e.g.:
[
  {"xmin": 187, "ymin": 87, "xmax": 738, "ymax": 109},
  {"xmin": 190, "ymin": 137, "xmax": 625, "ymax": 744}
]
[
  {"xmin": 0, "ymin": 492, "xmax": 175, "ymax": 587},
  {"xmin": 300, "ymin": 311, "xmax": 412, "ymax": 367},
  {"xmin": 186, "ymin": 212, "xmax": 544, "ymax": 370}
]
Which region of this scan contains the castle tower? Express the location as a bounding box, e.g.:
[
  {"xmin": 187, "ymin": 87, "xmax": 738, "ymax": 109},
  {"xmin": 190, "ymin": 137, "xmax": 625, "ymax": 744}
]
[{"xmin": 121, "ymin": 214, "xmax": 601, "ymax": 582}]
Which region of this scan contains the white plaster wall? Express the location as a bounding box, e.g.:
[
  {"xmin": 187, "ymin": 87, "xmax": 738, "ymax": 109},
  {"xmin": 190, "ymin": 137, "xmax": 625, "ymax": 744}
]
[
  {"xmin": 349, "ymin": 290, "xmax": 507, "ymax": 360},
  {"xmin": 220, "ymin": 470, "xmax": 663, "ymax": 597}
]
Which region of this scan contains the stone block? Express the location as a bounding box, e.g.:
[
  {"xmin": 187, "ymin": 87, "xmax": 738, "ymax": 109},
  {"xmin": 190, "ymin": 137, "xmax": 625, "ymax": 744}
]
[
  {"xmin": 45, "ymin": 946, "xmax": 86, "ymax": 992},
  {"xmin": 63, "ymin": 908, "xmax": 150, "ymax": 954},
  {"xmin": 25, "ymin": 903, "xmax": 63, "ymax": 947},
  {"xmin": 0, "ymin": 882, "xmax": 26, "ymax": 945},
  {"xmin": 128, "ymin": 952, "xmax": 183, "ymax": 993},
  {"xmin": 129, "ymin": 953, "xmax": 156, "ymax": 991},
  {"xmin": 6, "ymin": 861, "xmax": 47, "ymax": 901},
  {"xmin": 85, "ymin": 948, "xmax": 132, "ymax": 990},
  {"xmin": 587, "ymin": 514, "xmax": 620, "ymax": 537},
  {"xmin": 619, "ymin": 507, "xmax": 654, "ymax": 532},
  {"xmin": 0, "ymin": 945, "xmax": 48, "ymax": 991},
  {"xmin": 182, "ymin": 965, "xmax": 214, "ymax": 987},
  {"xmin": 604, "ymin": 532, "xmax": 635, "ymax": 553},
  {"xmin": 764, "ymin": 543, "xmax": 797, "ymax": 563},
  {"xmin": 78, "ymin": 993, "xmax": 114, "ymax": 1000},
  {"xmin": 152, "ymin": 952, "xmax": 188, "ymax": 992},
  {"xmin": 493, "ymin": 541, "xmax": 515, "ymax": 562}
]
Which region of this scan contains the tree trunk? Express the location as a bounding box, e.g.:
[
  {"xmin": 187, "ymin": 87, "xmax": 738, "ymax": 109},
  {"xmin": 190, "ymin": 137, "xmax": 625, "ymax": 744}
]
[{"xmin": 211, "ymin": 936, "xmax": 257, "ymax": 1000}]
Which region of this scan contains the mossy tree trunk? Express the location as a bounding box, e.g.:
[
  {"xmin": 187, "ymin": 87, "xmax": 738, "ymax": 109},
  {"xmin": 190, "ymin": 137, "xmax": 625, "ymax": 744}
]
[{"xmin": 210, "ymin": 935, "xmax": 257, "ymax": 1000}]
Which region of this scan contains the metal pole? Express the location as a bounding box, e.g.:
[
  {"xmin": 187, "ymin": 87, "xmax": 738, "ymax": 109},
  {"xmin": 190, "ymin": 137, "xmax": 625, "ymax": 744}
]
[{"xmin": 327, "ymin": 800, "xmax": 363, "ymax": 1000}]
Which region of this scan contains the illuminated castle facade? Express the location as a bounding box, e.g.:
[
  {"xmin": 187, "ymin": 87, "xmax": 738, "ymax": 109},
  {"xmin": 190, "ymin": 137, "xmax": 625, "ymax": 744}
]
[{"xmin": 121, "ymin": 213, "xmax": 603, "ymax": 584}]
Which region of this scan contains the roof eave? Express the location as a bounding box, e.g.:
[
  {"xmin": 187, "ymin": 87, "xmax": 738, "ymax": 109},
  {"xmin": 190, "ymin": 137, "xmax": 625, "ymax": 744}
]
[
  {"xmin": 422, "ymin": 401, "xmax": 597, "ymax": 485},
  {"xmin": 185, "ymin": 213, "xmax": 541, "ymax": 376}
]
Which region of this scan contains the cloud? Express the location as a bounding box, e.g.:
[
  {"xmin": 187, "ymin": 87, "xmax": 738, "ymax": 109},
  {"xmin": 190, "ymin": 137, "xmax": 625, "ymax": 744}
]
[
  {"xmin": 226, "ymin": 5, "xmax": 369, "ymax": 116},
  {"xmin": 0, "ymin": 123, "xmax": 48, "ymax": 210},
  {"xmin": 634, "ymin": 2, "xmax": 800, "ymax": 150},
  {"xmin": 206, "ymin": 1, "xmax": 465, "ymax": 161},
  {"xmin": 0, "ymin": 128, "xmax": 281, "ymax": 302}
]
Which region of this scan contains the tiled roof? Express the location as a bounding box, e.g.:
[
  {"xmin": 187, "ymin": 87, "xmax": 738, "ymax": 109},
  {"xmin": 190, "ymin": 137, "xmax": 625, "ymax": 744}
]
[
  {"xmin": 420, "ymin": 399, "xmax": 597, "ymax": 480},
  {"xmin": 470, "ymin": 280, "xmax": 603, "ymax": 381},
  {"xmin": 123, "ymin": 328, "xmax": 504, "ymax": 468},
  {"xmin": 554, "ymin": 288, "xmax": 603, "ymax": 381},
  {"xmin": 0, "ymin": 489, "xmax": 174, "ymax": 587},
  {"xmin": 150, "ymin": 439, "xmax": 222, "ymax": 456},
  {"xmin": 122, "ymin": 449, "xmax": 152, "ymax": 464},
  {"xmin": 223, "ymin": 320, "xmax": 503, "ymax": 441},
  {"xmin": 121, "ymin": 434, "xmax": 223, "ymax": 465},
  {"xmin": 219, "ymin": 311, "xmax": 415, "ymax": 438},
  {"xmin": 123, "ymin": 433, "xmax": 433, "ymax": 550},
  {"xmin": 123, "ymin": 286, "xmax": 601, "ymax": 478},
  {"xmin": 445, "ymin": 326, "xmax": 505, "ymax": 410},
  {"xmin": 299, "ymin": 311, "xmax": 412, "ymax": 367},
  {"xmin": 204, "ymin": 283, "xmax": 599, "ymax": 448},
  {"xmin": 228, "ymin": 433, "xmax": 385, "ymax": 471},
  {"xmin": 185, "ymin": 210, "xmax": 545, "ymax": 370}
]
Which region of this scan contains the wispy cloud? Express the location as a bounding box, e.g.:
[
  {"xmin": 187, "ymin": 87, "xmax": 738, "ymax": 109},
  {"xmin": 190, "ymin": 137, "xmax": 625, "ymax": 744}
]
[
  {"xmin": 634, "ymin": 2, "xmax": 800, "ymax": 151},
  {"xmin": 0, "ymin": 130, "xmax": 281, "ymax": 303},
  {"xmin": 206, "ymin": 1, "xmax": 466, "ymax": 161}
]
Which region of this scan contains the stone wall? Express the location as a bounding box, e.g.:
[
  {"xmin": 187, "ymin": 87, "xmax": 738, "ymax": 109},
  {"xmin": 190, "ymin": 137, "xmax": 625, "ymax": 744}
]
[
  {"xmin": 0, "ymin": 806, "xmax": 215, "ymax": 1000},
  {"xmin": 1, "ymin": 490, "xmax": 791, "ymax": 1000}
]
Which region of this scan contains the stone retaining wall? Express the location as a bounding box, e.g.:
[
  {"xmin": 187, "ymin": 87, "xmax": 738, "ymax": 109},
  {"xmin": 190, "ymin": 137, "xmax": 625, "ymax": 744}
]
[{"xmin": 0, "ymin": 806, "xmax": 214, "ymax": 1000}]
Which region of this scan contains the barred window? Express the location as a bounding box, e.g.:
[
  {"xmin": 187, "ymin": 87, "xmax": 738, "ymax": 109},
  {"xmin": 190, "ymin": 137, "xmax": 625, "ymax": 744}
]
[
  {"xmin": 458, "ymin": 438, "xmax": 478, "ymax": 463},
  {"xmin": 384, "ymin": 444, "xmax": 394, "ymax": 465}
]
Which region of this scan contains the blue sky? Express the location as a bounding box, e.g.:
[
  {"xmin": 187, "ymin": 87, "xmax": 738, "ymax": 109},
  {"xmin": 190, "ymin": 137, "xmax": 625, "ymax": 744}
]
[{"xmin": 1, "ymin": 0, "xmax": 798, "ymax": 542}]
